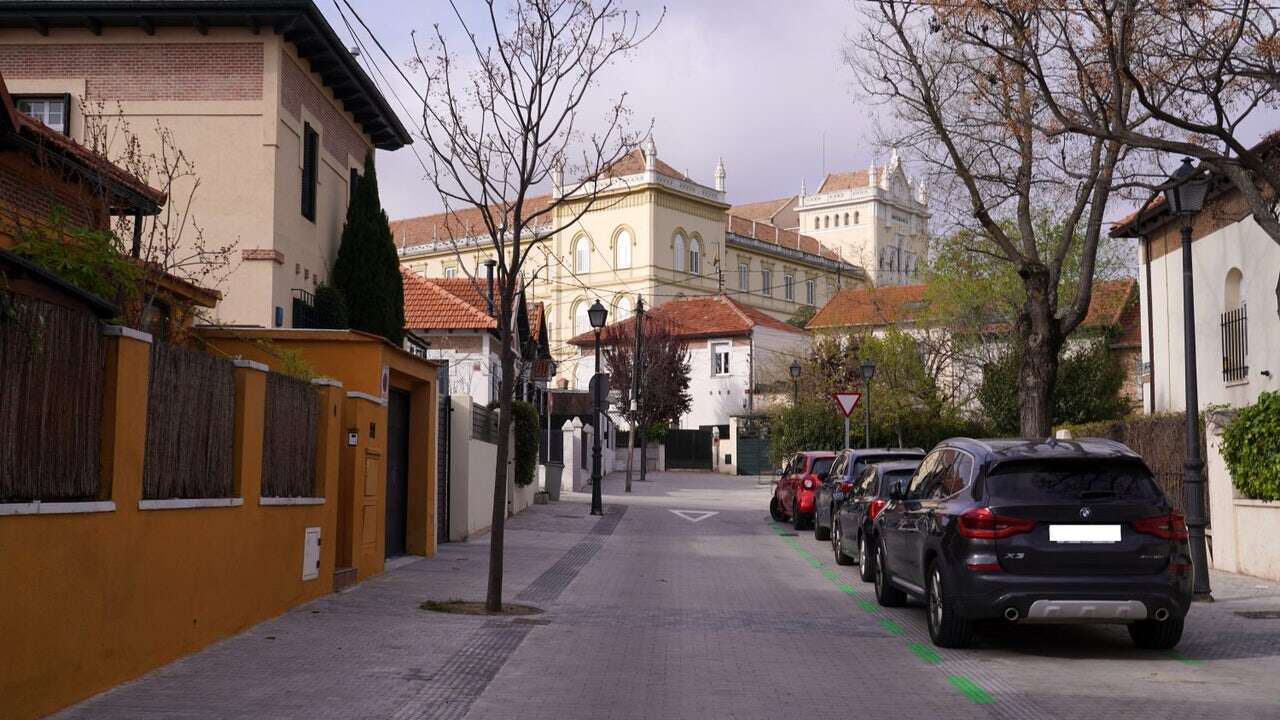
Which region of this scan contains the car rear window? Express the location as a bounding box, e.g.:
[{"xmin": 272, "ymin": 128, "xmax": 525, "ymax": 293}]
[
  {"xmin": 859, "ymin": 453, "xmax": 922, "ymax": 466},
  {"xmin": 811, "ymin": 458, "xmax": 834, "ymax": 477},
  {"xmin": 984, "ymin": 460, "xmax": 1164, "ymax": 504}
]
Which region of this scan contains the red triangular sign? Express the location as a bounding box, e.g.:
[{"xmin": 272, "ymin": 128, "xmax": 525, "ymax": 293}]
[{"xmin": 833, "ymin": 392, "xmax": 862, "ymax": 417}]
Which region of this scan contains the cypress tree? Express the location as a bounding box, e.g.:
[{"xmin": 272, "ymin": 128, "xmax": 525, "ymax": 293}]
[{"xmin": 332, "ymin": 151, "xmax": 404, "ymax": 344}]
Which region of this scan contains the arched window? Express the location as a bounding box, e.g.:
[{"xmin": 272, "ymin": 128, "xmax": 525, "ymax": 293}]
[
  {"xmin": 843, "ymin": 212, "xmax": 850, "ymax": 225},
  {"xmin": 574, "ymin": 236, "xmax": 590, "ymax": 274},
  {"xmin": 824, "ymin": 216, "xmax": 830, "ymax": 229},
  {"xmin": 574, "ymin": 301, "xmax": 590, "ymax": 336},
  {"xmin": 854, "ymin": 211, "xmax": 860, "ymax": 224},
  {"xmin": 689, "ymin": 237, "xmax": 701, "ymax": 275},
  {"xmin": 1226, "ymin": 268, "xmax": 1244, "ymax": 309},
  {"xmin": 673, "ymin": 232, "xmax": 686, "ymax": 272},
  {"xmin": 814, "ymin": 217, "xmax": 820, "ymax": 230},
  {"xmin": 615, "ymin": 228, "xmax": 632, "ymax": 269},
  {"xmin": 615, "ymin": 295, "xmax": 632, "ymax": 322}
]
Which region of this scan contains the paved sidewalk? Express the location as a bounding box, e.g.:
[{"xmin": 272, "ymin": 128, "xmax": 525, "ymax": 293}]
[{"xmin": 52, "ymin": 471, "xmax": 1280, "ymax": 719}]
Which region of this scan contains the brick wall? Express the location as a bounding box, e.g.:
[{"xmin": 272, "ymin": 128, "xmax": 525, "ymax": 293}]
[
  {"xmin": 279, "ymin": 49, "xmax": 370, "ymax": 163},
  {"xmin": 0, "ymin": 152, "xmax": 101, "ymax": 245},
  {"xmin": 0, "ymin": 43, "xmax": 263, "ymax": 101}
]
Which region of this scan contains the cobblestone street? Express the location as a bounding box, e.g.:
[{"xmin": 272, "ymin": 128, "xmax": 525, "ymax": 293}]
[{"xmin": 55, "ymin": 471, "xmax": 1280, "ymax": 719}]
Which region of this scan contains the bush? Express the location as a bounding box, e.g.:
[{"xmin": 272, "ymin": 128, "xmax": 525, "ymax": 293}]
[
  {"xmin": 978, "ymin": 340, "xmax": 1128, "ymax": 435},
  {"xmin": 511, "ymin": 400, "xmax": 540, "ymax": 487},
  {"xmin": 769, "ymin": 399, "xmax": 989, "ymax": 463},
  {"xmin": 314, "ymin": 283, "xmax": 350, "ymax": 329},
  {"xmin": 1221, "ymin": 392, "xmax": 1280, "ymax": 501}
]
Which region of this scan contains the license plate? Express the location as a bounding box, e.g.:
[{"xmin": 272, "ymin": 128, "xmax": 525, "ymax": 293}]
[{"xmin": 1049, "ymin": 524, "xmax": 1121, "ymax": 543}]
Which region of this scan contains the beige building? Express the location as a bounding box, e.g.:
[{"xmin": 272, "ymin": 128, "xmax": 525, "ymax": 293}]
[
  {"xmin": 394, "ymin": 139, "xmax": 908, "ymax": 386},
  {"xmin": 0, "ymin": 1, "xmax": 410, "ymax": 328}
]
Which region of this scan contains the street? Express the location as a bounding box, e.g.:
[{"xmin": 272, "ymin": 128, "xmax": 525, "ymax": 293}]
[{"xmin": 55, "ymin": 471, "xmax": 1280, "ymax": 720}]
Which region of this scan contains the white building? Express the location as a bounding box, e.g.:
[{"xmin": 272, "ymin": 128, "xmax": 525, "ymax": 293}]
[
  {"xmin": 1114, "ymin": 172, "xmax": 1280, "ymax": 413},
  {"xmin": 568, "ymin": 295, "xmax": 809, "ymax": 430}
]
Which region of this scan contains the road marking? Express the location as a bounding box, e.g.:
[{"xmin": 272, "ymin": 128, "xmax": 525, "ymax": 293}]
[
  {"xmin": 1163, "ymin": 650, "xmax": 1205, "ymax": 666},
  {"xmin": 856, "ymin": 599, "xmax": 877, "ymax": 613},
  {"xmin": 837, "ymin": 583, "xmax": 858, "ymax": 595},
  {"xmin": 946, "ymin": 676, "xmax": 995, "ymax": 705},
  {"xmin": 820, "ymin": 570, "xmax": 839, "ymax": 580},
  {"xmin": 807, "ymin": 558, "xmax": 823, "ymax": 568},
  {"xmin": 878, "ymin": 618, "xmax": 906, "ymax": 636},
  {"xmin": 908, "ymin": 643, "xmax": 943, "ymax": 665},
  {"xmin": 670, "ymin": 510, "xmax": 718, "ymax": 523}
]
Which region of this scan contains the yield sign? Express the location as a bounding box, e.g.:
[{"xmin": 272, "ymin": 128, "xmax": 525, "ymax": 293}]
[
  {"xmin": 833, "ymin": 392, "xmax": 862, "ymax": 417},
  {"xmin": 670, "ymin": 510, "xmax": 718, "ymax": 523}
]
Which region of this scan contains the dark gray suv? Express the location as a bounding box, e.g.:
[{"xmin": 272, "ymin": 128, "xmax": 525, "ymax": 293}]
[{"xmin": 872, "ymin": 438, "xmax": 1193, "ymax": 649}]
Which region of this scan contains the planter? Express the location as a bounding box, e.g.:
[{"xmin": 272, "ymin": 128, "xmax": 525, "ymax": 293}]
[{"xmin": 544, "ymin": 462, "xmax": 564, "ymax": 501}]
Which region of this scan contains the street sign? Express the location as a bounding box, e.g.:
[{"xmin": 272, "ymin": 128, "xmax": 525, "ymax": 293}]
[{"xmin": 832, "ymin": 391, "xmax": 862, "ymax": 417}]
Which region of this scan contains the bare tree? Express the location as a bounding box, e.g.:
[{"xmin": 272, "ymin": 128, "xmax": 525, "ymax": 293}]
[
  {"xmin": 410, "ymin": 0, "xmax": 661, "ymax": 612},
  {"xmin": 852, "ymin": 1, "xmax": 1139, "ymax": 437}
]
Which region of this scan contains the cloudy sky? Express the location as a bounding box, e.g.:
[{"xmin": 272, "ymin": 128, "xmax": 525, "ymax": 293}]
[{"xmin": 321, "ymin": 0, "xmax": 882, "ymax": 222}]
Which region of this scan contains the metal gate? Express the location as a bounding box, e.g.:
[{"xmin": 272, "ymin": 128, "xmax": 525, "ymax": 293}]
[
  {"xmin": 385, "ymin": 389, "xmax": 411, "ymax": 558},
  {"xmin": 665, "ymin": 428, "xmax": 712, "ymax": 470},
  {"xmin": 436, "ymin": 393, "xmax": 451, "ymax": 544},
  {"xmin": 735, "ymin": 416, "xmax": 771, "ymax": 475}
]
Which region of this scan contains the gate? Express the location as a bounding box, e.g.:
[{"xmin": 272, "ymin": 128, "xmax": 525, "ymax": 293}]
[
  {"xmin": 436, "ymin": 393, "xmax": 451, "ymax": 544},
  {"xmin": 385, "ymin": 389, "xmax": 411, "ymax": 558},
  {"xmin": 735, "ymin": 416, "xmax": 772, "ymax": 475},
  {"xmin": 665, "ymin": 428, "xmax": 712, "ymax": 470}
]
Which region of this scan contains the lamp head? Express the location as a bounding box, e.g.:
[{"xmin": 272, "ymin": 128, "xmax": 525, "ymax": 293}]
[
  {"xmin": 588, "ymin": 299, "xmax": 608, "ymax": 330},
  {"xmin": 1163, "ymin": 157, "xmax": 1209, "ymax": 216},
  {"xmin": 789, "ymin": 361, "xmax": 802, "ymax": 379},
  {"xmin": 860, "ymin": 359, "xmax": 877, "ymax": 381}
]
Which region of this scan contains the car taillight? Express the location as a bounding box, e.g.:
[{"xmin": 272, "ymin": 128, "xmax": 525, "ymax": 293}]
[
  {"xmin": 840, "ymin": 481, "xmax": 855, "ymax": 494},
  {"xmin": 868, "ymin": 498, "xmax": 888, "ymax": 521},
  {"xmin": 802, "ymin": 476, "xmax": 816, "ymax": 490},
  {"xmin": 1133, "ymin": 511, "xmax": 1189, "ymax": 541},
  {"xmin": 957, "ymin": 507, "xmax": 1036, "ymax": 539}
]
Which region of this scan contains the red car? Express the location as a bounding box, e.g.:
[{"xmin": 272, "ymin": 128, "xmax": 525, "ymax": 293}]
[{"xmin": 769, "ymin": 451, "xmax": 837, "ymax": 530}]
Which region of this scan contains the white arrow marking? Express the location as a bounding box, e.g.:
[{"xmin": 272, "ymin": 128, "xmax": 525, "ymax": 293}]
[{"xmin": 670, "ymin": 510, "xmax": 718, "ymax": 523}]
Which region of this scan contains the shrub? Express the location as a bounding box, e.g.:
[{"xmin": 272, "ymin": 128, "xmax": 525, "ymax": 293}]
[
  {"xmin": 1221, "ymin": 392, "xmax": 1280, "ymax": 501},
  {"xmin": 978, "ymin": 340, "xmax": 1128, "ymax": 435},
  {"xmin": 511, "ymin": 400, "xmax": 540, "ymax": 487},
  {"xmin": 314, "ymin": 283, "xmax": 350, "ymax": 329}
]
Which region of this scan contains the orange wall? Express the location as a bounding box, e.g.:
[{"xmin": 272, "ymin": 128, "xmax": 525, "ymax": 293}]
[{"xmin": 0, "ymin": 332, "xmax": 343, "ymax": 720}]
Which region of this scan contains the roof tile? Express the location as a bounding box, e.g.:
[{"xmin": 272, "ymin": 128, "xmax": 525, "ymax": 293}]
[{"xmin": 568, "ymin": 294, "xmax": 806, "ymax": 345}]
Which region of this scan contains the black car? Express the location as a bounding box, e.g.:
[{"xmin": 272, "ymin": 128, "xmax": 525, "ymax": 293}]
[
  {"xmin": 872, "ymin": 438, "xmax": 1193, "ymax": 650},
  {"xmin": 832, "ymin": 460, "xmax": 922, "ymax": 582},
  {"xmin": 813, "ymin": 447, "xmax": 925, "ymax": 541}
]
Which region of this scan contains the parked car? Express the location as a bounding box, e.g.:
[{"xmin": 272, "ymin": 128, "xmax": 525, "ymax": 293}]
[
  {"xmin": 831, "ymin": 460, "xmax": 923, "ymax": 581},
  {"xmin": 813, "ymin": 447, "xmax": 926, "ymax": 541},
  {"xmin": 871, "ymin": 438, "xmax": 1193, "ymax": 650},
  {"xmin": 769, "ymin": 451, "xmax": 837, "ymax": 530}
]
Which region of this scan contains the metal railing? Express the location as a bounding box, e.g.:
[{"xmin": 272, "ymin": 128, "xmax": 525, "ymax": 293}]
[{"xmin": 1221, "ymin": 304, "xmax": 1248, "ymax": 383}]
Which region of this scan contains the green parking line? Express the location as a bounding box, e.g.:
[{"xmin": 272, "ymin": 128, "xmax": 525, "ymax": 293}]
[
  {"xmin": 837, "ymin": 583, "xmax": 858, "ymax": 595},
  {"xmin": 807, "ymin": 558, "xmax": 823, "ymax": 568},
  {"xmin": 820, "ymin": 570, "xmax": 839, "ymax": 580},
  {"xmin": 1163, "ymin": 650, "xmax": 1204, "ymax": 666},
  {"xmin": 908, "ymin": 642, "xmax": 943, "ymax": 665},
  {"xmin": 856, "ymin": 599, "xmax": 877, "ymax": 613},
  {"xmin": 947, "ymin": 675, "xmax": 995, "ymax": 705},
  {"xmin": 878, "ymin": 618, "xmax": 906, "ymax": 636}
]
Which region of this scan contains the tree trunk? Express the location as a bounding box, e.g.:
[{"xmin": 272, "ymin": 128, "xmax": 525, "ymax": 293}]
[
  {"xmin": 1016, "ymin": 267, "xmax": 1063, "ymax": 439},
  {"xmin": 624, "ymin": 415, "xmax": 636, "ymax": 493},
  {"xmin": 484, "ymin": 295, "xmax": 517, "ymax": 613},
  {"xmin": 638, "ymin": 428, "xmax": 648, "ymax": 483}
]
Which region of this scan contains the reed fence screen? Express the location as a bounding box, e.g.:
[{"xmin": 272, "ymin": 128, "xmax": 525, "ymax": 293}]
[
  {"xmin": 0, "ymin": 294, "xmax": 104, "ymax": 502},
  {"xmin": 143, "ymin": 341, "xmax": 235, "ymax": 499},
  {"xmin": 261, "ymin": 372, "xmax": 320, "ymax": 497},
  {"xmin": 1075, "ymin": 414, "xmax": 1205, "ymax": 523}
]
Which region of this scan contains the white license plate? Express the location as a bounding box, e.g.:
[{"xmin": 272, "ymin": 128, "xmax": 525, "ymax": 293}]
[{"xmin": 1049, "ymin": 524, "xmax": 1121, "ymax": 543}]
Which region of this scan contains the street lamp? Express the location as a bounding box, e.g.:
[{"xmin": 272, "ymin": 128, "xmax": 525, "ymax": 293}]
[
  {"xmin": 588, "ymin": 299, "xmax": 608, "ymax": 516},
  {"xmin": 1162, "ymin": 157, "xmax": 1212, "ymax": 601},
  {"xmin": 860, "ymin": 359, "xmax": 876, "ymax": 449},
  {"xmin": 789, "ymin": 361, "xmax": 802, "ymax": 406}
]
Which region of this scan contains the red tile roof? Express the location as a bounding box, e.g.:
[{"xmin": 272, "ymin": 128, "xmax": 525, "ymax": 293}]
[
  {"xmin": 602, "ymin": 148, "xmax": 689, "ymax": 181},
  {"xmin": 402, "ymin": 271, "xmax": 495, "ymax": 330},
  {"xmin": 807, "ymin": 284, "xmax": 931, "ymax": 329},
  {"xmin": 726, "ymin": 215, "xmax": 844, "ymax": 262},
  {"xmin": 390, "ymin": 195, "xmax": 554, "ymax": 250},
  {"xmin": 818, "ymin": 169, "xmax": 872, "ymax": 193},
  {"xmin": 728, "ymin": 196, "xmax": 796, "ymax": 224},
  {"xmin": 1081, "ymin": 278, "xmax": 1138, "ymax": 329},
  {"xmin": 568, "ymin": 294, "xmax": 806, "ymax": 346}
]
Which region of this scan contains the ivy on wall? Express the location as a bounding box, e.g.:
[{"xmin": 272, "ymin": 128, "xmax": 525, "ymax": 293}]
[{"xmin": 1220, "ymin": 392, "xmax": 1280, "ymax": 502}]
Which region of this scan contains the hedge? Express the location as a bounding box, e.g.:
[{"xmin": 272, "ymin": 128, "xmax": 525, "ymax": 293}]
[
  {"xmin": 512, "ymin": 400, "xmax": 540, "ymax": 487},
  {"xmin": 1220, "ymin": 392, "xmax": 1280, "ymax": 501}
]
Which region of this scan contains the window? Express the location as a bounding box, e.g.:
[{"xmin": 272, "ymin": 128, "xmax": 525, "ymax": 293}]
[
  {"xmin": 805, "ymin": 279, "xmax": 816, "ymax": 305},
  {"xmin": 844, "ymin": 212, "xmax": 850, "ymax": 225},
  {"xmin": 689, "ymin": 237, "xmax": 701, "ymax": 274},
  {"xmin": 574, "ymin": 237, "xmax": 590, "ymax": 274},
  {"xmin": 673, "ymin": 232, "xmax": 686, "ymax": 272},
  {"xmin": 739, "ymin": 262, "xmax": 749, "ymax": 290},
  {"xmin": 1222, "ymin": 303, "xmax": 1249, "ymax": 383},
  {"xmin": 711, "ymin": 341, "xmax": 731, "ymax": 375},
  {"xmin": 615, "ymin": 228, "xmax": 632, "ymax": 269},
  {"xmin": 783, "ymin": 274, "xmax": 794, "ymax": 301},
  {"xmin": 574, "ymin": 302, "xmax": 590, "ymax": 335},
  {"xmin": 814, "ymin": 217, "xmax": 820, "ymax": 230},
  {"xmin": 615, "ymin": 295, "xmax": 632, "ymax": 322},
  {"xmin": 301, "ymin": 122, "xmax": 319, "ymax": 222},
  {"xmin": 443, "ymin": 265, "xmax": 458, "ymax": 278},
  {"xmin": 824, "ymin": 215, "xmax": 830, "ymax": 229},
  {"xmin": 761, "ymin": 269, "xmax": 772, "ymax": 296},
  {"xmin": 15, "ymin": 95, "xmax": 69, "ymax": 135}
]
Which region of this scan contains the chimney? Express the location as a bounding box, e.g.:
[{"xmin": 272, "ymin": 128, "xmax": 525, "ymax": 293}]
[{"xmin": 483, "ymin": 259, "xmax": 496, "ymax": 317}]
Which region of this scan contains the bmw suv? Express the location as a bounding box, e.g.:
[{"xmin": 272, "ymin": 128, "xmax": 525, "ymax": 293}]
[{"xmin": 872, "ymin": 438, "xmax": 1193, "ymax": 649}]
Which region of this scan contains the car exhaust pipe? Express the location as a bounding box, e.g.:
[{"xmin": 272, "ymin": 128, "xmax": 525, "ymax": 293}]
[
  {"xmin": 1003, "ymin": 607, "xmax": 1020, "ymax": 621},
  {"xmin": 1153, "ymin": 608, "xmax": 1170, "ymax": 622}
]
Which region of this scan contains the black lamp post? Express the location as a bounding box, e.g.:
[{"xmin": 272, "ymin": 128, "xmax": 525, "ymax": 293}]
[
  {"xmin": 588, "ymin": 299, "xmax": 608, "ymax": 516},
  {"xmin": 789, "ymin": 361, "xmax": 802, "ymax": 406},
  {"xmin": 860, "ymin": 359, "xmax": 876, "ymax": 449},
  {"xmin": 1162, "ymin": 157, "xmax": 1213, "ymax": 601}
]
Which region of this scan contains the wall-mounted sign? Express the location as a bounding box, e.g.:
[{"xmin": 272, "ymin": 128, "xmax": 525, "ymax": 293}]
[{"xmin": 347, "ymin": 431, "xmax": 359, "ymax": 447}]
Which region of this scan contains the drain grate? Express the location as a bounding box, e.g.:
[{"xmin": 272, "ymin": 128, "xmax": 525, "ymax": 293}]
[{"xmin": 1234, "ymin": 610, "xmax": 1280, "ymax": 619}]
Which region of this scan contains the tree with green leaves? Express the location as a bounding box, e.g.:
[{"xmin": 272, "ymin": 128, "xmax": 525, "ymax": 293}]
[{"xmin": 332, "ymin": 152, "xmax": 403, "ymax": 345}]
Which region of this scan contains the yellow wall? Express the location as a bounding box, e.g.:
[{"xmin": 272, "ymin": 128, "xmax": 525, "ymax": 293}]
[{"xmin": 0, "ymin": 332, "xmax": 343, "ymax": 720}]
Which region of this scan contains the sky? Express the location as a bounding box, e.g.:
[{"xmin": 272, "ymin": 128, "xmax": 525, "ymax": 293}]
[{"xmin": 321, "ymin": 0, "xmax": 883, "ymax": 222}]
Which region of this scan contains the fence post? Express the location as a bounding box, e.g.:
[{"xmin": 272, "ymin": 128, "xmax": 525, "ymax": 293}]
[
  {"xmin": 231, "ymin": 360, "xmax": 269, "ymax": 503},
  {"xmin": 100, "ymin": 326, "xmax": 153, "ymax": 507}
]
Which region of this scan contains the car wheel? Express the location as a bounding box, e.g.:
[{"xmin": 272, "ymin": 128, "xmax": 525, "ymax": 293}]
[
  {"xmin": 815, "ymin": 506, "xmax": 831, "ymax": 541},
  {"xmin": 769, "ymin": 497, "xmax": 784, "ymax": 522},
  {"xmin": 926, "ymin": 562, "xmax": 974, "ymax": 648},
  {"xmin": 873, "ymin": 541, "xmax": 907, "ymax": 607},
  {"xmin": 858, "ymin": 533, "xmax": 875, "ymax": 583},
  {"xmin": 1128, "ymin": 617, "xmax": 1184, "ymax": 650},
  {"xmin": 833, "ymin": 520, "xmax": 854, "ymax": 566},
  {"xmin": 793, "ymin": 503, "xmax": 807, "ymax": 531}
]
